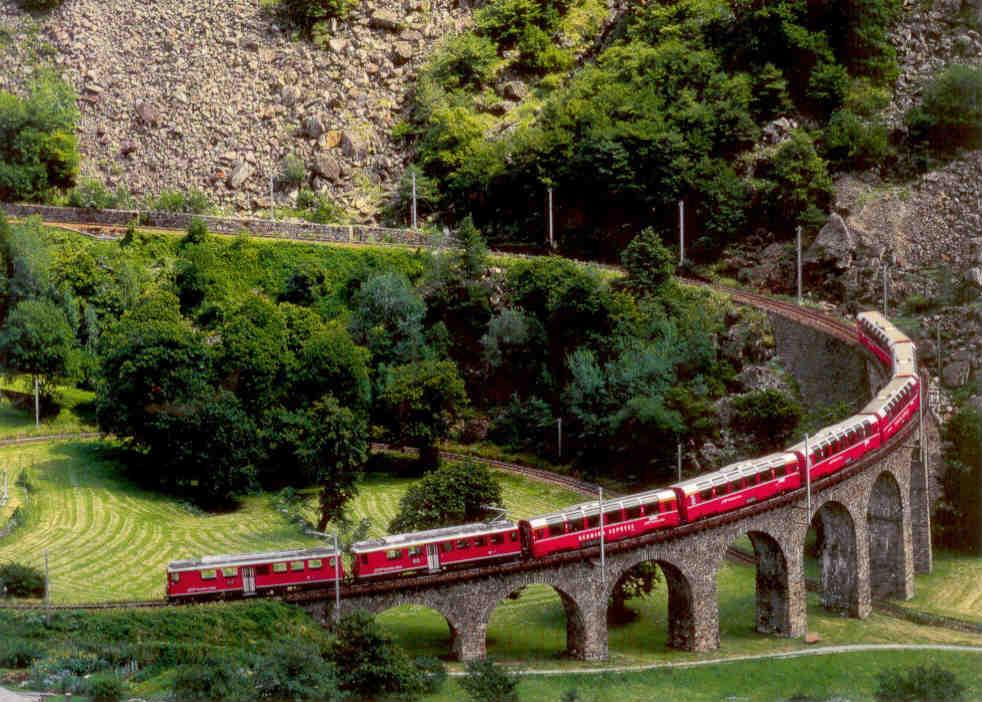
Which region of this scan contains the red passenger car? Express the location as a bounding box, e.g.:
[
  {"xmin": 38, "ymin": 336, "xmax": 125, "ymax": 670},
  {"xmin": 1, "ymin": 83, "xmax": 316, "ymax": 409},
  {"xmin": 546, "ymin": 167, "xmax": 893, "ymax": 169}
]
[
  {"xmin": 788, "ymin": 414, "xmax": 880, "ymax": 483},
  {"xmin": 166, "ymin": 546, "xmax": 343, "ymax": 601},
  {"xmin": 520, "ymin": 489, "xmax": 680, "ymax": 559},
  {"xmin": 858, "ymin": 311, "xmax": 898, "ymax": 368},
  {"xmin": 673, "ymin": 453, "xmax": 800, "ymax": 522},
  {"xmin": 351, "ymin": 521, "xmax": 523, "ymax": 579},
  {"xmin": 861, "ymin": 376, "xmax": 920, "ymax": 443}
]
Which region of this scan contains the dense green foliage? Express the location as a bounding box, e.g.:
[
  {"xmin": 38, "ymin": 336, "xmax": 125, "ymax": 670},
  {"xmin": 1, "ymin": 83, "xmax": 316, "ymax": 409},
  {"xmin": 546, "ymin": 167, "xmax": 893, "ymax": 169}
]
[
  {"xmin": 0, "ymin": 297, "xmax": 78, "ymax": 401},
  {"xmin": 16, "ymin": 0, "xmax": 64, "ymax": 10},
  {"xmin": 389, "ymin": 461, "xmax": 504, "ymax": 532},
  {"xmin": 402, "ymin": 0, "xmax": 901, "ymax": 256},
  {"xmin": 460, "ymin": 659, "xmax": 520, "ymax": 702},
  {"xmin": 906, "ymin": 64, "xmax": 982, "ymax": 154},
  {"xmin": 731, "ymin": 389, "xmax": 804, "ymax": 452},
  {"xmin": 935, "ymin": 407, "xmax": 982, "ymax": 553},
  {"xmin": 874, "ymin": 665, "xmax": 966, "ymax": 702},
  {"xmin": 0, "ymin": 561, "xmax": 44, "ymax": 597},
  {"xmin": 278, "ymin": 0, "xmax": 359, "ymax": 32},
  {"xmin": 0, "ymin": 73, "xmax": 79, "ymax": 202}
]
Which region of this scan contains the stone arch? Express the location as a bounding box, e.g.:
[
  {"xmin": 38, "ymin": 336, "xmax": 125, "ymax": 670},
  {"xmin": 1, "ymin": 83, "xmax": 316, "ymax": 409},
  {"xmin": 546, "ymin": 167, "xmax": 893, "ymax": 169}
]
[
  {"xmin": 481, "ymin": 581, "xmax": 595, "ymax": 660},
  {"xmin": 811, "ymin": 500, "xmax": 860, "ymax": 615},
  {"xmin": 867, "ymin": 471, "xmax": 908, "ymax": 599},
  {"xmin": 605, "ymin": 557, "xmax": 706, "ymax": 651},
  {"xmin": 372, "ymin": 602, "xmax": 458, "ymax": 659}
]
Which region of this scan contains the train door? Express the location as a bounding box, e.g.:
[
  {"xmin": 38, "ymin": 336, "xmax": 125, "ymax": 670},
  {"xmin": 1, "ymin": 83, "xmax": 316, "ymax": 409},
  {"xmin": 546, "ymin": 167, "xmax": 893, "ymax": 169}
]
[
  {"xmin": 242, "ymin": 567, "xmax": 256, "ymax": 595},
  {"xmin": 426, "ymin": 543, "xmax": 440, "ymax": 573}
]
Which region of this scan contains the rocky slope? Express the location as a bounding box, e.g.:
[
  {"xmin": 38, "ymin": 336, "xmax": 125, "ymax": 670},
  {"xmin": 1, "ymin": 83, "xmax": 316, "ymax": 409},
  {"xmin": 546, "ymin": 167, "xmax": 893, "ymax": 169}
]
[{"xmin": 0, "ymin": 0, "xmax": 473, "ymax": 218}]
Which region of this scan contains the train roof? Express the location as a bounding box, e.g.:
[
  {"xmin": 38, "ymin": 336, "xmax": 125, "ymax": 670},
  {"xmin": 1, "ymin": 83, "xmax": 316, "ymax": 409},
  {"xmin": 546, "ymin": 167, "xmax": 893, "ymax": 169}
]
[
  {"xmin": 672, "ymin": 453, "xmax": 797, "ymax": 496},
  {"xmin": 860, "ymin": 375, "xmax": 919, "ymax": 415},
  {"xmin": 350, "ymin": 520, "xmax": 517, "ymax": 553},
  {"xmin": 893, "ymin": 343, "xmax": 917, "ymax": 375},
  {"xmin": 526, "ymin": 488, "xmax": 676, "ymax": 529},
  {"xmin": 858, "ymin": 311, "xmax": 914, "ymax": 348},
  {"xmin": 786, "ymin": 414, "xmax": 877, "ymax": 454},
  {"xmin": 167, "ymin": 546, "xmax": 338, "ymax": 572}
]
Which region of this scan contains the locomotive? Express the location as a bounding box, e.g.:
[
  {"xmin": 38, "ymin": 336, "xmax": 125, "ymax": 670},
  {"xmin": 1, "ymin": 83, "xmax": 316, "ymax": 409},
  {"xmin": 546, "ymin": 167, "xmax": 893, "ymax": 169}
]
[{"xmin": 167, "ymin": 311, "xmax": 919, "ymax": 601}]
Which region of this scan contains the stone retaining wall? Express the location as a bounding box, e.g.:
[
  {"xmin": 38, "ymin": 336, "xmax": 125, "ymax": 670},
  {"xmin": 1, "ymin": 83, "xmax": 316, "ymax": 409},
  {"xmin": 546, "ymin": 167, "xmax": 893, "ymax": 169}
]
[{"xmin": 1, "ymin": 203, "xmax": 446, "ymax": 248}]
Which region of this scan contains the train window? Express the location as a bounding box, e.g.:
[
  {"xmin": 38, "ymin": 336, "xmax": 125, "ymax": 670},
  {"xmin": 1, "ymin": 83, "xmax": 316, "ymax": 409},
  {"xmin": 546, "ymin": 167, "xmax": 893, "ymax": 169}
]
[
  {"xmin": 700, "ymin": 489, "xmax": 713, "ymax": 501},
  {"xmin": 511, "ymin": 532, "xmax": 520, "ymax": 542},
  {"xmin": 221, "ymin": 567, "xmax": 237, "ymax": 578},
  {"xmin": 200, "ymin": 569, "xmax": 217, "ymax": 580},
  {"xmin": 290, "ymin": 561, "xmax": 305, "ymax": 571},
  {"xmin": 309, "ymin": 560, "xmax": 323, "ymax": 569},
  {"xmin": 457, "ymin": 539, "xmax": 469, "ymax": 549},
  {"xmin": 474, "ymin": 537, "xmax": 486, "ymax": 547},
  {"xmin": 627, "ymin": 506, "xmax": 642, "ymax": 519},
  {"xmin": 535, "ymin": 529, "xmax": 545, "ymax": 539},
  {"xmin": 170, "ymin": 572, "xmax": 180, "ymax": 583},
  {"xmin": 441, "ymin": 542, "xmax": 453, "ymax": 553},
  {"xmin": 386, "ymin": 550, "xmax": 402, "ymax": 561},
  {"xmin": 408, "ymin": 546, "xmax": 422, "ymax": 557},
  {"xmin": 273, "ymin": 562, "xmax": 288, "ymax": 573},
  {"xmin": 586, "ymin": 515, "xmax": 600, "ymax": 529},
  {"xmin": 490, "ymin": 534, "xmax": 503, "ymax": 545}
]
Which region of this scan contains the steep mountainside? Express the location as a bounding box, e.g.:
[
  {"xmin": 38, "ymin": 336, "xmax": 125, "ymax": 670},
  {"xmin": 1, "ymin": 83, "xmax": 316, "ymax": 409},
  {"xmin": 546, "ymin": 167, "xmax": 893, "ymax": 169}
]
[{"xmin": 0, "ymin": 0, "xmax": 473, "ymax": 216}]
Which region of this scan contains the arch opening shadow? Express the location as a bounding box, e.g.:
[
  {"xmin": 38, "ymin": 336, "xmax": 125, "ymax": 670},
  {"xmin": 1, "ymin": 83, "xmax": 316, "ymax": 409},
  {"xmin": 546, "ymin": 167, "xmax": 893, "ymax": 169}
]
[
  {"xmin": 375, "ymin": 604, "xmax": 455, "ymax": 660},
  {"xmin": 868, "ymin": 471, "xmax": 905, "ymax": 599},
  {"xmin": 605, "ymin": 559, "xmax": 697, "ymax": 652},
  {"xmin": 485, "ymin": 584, "xmax": 584, "ymax": 661},
  {"xmin": 810, "ymin": 501, "xmax": 860, "ymax": 616}
]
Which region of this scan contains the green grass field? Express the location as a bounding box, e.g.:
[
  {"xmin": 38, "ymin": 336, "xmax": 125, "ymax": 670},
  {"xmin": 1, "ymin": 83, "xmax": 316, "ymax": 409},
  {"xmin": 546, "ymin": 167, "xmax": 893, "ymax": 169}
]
[
  {"xmin": 0, "ymin": 378, "xmax": 96, "ymax": 439},
  {"xmin": 0, "ymin": 442, "xmax": 584, "ymax": 603},
  {"xmin": 423, "ymin": 650, "xmax": 982, "ymax": 702},
  {"xmin": 906, "ymin": 550, "xmax": 982, "ymax": 625}
]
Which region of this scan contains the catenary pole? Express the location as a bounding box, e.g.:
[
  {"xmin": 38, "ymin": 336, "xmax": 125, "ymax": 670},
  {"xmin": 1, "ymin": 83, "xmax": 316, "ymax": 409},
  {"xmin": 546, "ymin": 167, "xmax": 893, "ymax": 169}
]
[
  {"xmin": 548, "ymin": 187, "xmax": 555, "ymax": 249},
  {"xmin": 557, "ymin": 417, "xmax": 563, "ymax": 459},
  {"xmin": 796, "ymin": 225, "xmax": 803, "ymax": 305},
  {"xmin": 677, "ymin": 441, "xmax": 682, "ymax": 482},
  {"xmin": 411, "ymin": 171, "xmax": 418, "ymax": 231},
  {"xmin": 678, "ymin": 200, "xmax": 685, "ymax": 265},
  {"xmin": 334, "ymin": 531, "xmax": 341, "ymax": 625},
  {"xmin": 598, "ymin": 487, "xmax": 605, "ymax": 585},
  {"xmin": 34, "ymin": 376, "xmax": 39, "ymax": 427}
]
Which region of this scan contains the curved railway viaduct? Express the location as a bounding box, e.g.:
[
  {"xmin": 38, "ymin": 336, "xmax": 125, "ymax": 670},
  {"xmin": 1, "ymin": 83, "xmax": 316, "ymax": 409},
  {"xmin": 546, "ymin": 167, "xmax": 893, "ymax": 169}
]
[{"xmin": 299, "ymin": 290, "xmax": 936, "ymax": 662}]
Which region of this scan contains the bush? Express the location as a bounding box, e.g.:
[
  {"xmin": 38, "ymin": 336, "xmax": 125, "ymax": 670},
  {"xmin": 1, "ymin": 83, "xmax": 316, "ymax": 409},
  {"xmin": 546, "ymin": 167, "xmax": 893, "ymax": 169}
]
[
  {"xmin": 146, "ymin": 189, "xmax": 213, "ymax": 214},
  {"xmin": 822, "ymin": 110, "xmax": 892, "ymax": 171},
  {"xmin": 0, "ymin": 562, "xmax": 45, "ymax": 598},
  {"xmin": 758, "ymin": 130, "xmax": 834, "ymax": 231},
  {"xmin": 731, "ymin": 389, "xmax": 803, "ymax": 451},
  {"xmin": 281, "ymin": 152, "xmax": 306, "ymax": 187},
  {"xmin": 459, "ymin": 659, "xmax": 519, "ymax": 702},
  {"xmin": 85, "ymin": 672, "xmax": 127, "ymax": 702},
  {"xmin": 16, "ymin": 0, "xmax": 63, "ymax": 11},
  {"xmin": 0, "ymin": 639, "xmax": 43, "ymax": 668},
  {"xmin": 389, "ymin": 460, "xmax": 503, "ymax": 533},
  {"xmin": 906, "ymin": 64, "xmax": 982, "ymax": 152},
  {"xmin": 414, "ymin": 655, "xmax": 448, "ymax": 694},
  {"xmin": 296, "ymin": 188, "xmax": 345, "ymax": 224},
  {"xmin": 0, "ymin": 73, "xmax": 79, "ymax": 202},
  {"xmin": 426, "ymin": 34, "xmax": 500, "ymax": 92},
  {"xmin": 280, "ymin": 0, "xmax": 359, "ymax": 30},
  {"xmin": 875, "ymin": 664, "xmax": 966, "ymax": 702},
  {"xmin": 67, "ymin": 178, "xmax": 133, "ymax": 210},
  {"xmin": 173, "ymin": 659, "xmax": 254, "ymax": 702},
  {"xmin": 254, "ymin": 640, "xmax": 342, "ymax": 702},
  {"xmin": 327, "ymin": 611, "xmax": 424, "ymax": 701}
]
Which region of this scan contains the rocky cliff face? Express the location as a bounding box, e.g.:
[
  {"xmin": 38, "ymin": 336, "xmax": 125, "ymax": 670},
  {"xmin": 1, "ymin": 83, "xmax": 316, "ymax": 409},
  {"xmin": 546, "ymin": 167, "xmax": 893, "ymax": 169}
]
[{"xmin": 0, "ymin": 0, "xmax": 473, "ymax": 218}]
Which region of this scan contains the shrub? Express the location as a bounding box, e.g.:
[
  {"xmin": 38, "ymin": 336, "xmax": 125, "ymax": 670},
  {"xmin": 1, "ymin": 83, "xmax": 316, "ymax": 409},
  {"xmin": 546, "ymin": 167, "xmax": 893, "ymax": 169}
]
[
  {"xmin": 426, "ymin": 34, "xmax": 500, "ymax": 92},
  {"xmin": 0, "ymin": 562, "xmax": 45, "ymax": 598},
  {"xmin": 906, "ymin": 64, "xmax": 982, "ymax": 152},
  {"xmin": 66, "ymin": 178, "xmax": 133, "ymax": 210},
  {"xmin": 16, "ymin": 0, "xmax": 63, "ymax": 11},
  {"xmin": 414, "ymin": 655, "xmax": 448, "ymax": 694},
  {"xmin": 389, "ymin": 460, "xmax": 503, "ymax": 532},
  {"xmin": 296, "ymin": 188, "xmax": 345, "ymax": 224},
  {"xmin": 280, "ymin": 0, "xmax": 359, "ymax": 30},
  {"xmin": 621, "ymin": 227, "xmax": 675, "ymax": 293},
  {"xmin": 281, "ymin": 151, "xmax": 306, "ymax": 187},
  {"xmin": 85, "ymin": 673, "xmax": 127, "ymax": 702},
  {"xmin": 758, "ymin": 130, "xmax": 834, "ymax": 231},
  {"xmin": 822, "ymin": 110, "xmax": 892, "ymax": 171},
  {"xmin": 181, "ymin": 218, "xmax": 209, "ymax": 247},
  {"xmin": 0, "ymin": 638, "xmax": 43, "ymax": 668},
  {"xmin": 173, "ymin": 659, "xmax": 254, "ymax": 702},
  {"xmin": 254, "ymin": 640, "xmax": 342, "ymax": 702},
  {"xmin": 0, "ymin": 72, "xmax": 79, "ymax": 201},
  {"xmin": 459, "ymin": 659, "xmax": 519, "ymax": 702},
  {"xmin": 875, "ymin": 664, "xmax": 966, "ymax": 702},
  {"xmin": 327, "ymin": 611, "xmax": 424, "ymax": 701},
  {"xmin": 146, "ymin": 189, "xmax": 213, "ymax": 214},
  {"xmin": 731, "ymin": 389, "xmax": 803, "ymax": 451}
]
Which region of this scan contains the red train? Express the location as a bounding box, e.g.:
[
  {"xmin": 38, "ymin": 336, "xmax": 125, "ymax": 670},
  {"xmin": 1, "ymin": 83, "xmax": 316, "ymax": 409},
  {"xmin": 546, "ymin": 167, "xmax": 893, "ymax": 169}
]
[{"xmin": 167, "ymin": 310, "xmax": 920, "ymax": 600}]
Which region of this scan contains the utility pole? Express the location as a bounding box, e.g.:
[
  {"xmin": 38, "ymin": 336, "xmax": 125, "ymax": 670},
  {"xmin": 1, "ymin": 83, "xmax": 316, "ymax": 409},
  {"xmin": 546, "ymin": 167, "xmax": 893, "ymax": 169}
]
[
  {"xmin": 796, "ymin": 225, "xmax": 803, "ymax": 305},
  {"xmin": 269, "ymin": 170, "xmax": 276, "ymax": 221},
  {"xmin": 410, "ymin": 170, "xmax": 418, "ymax": 231},
  {"xmin": 333, "ymin": 531, "xmax": 341, "ymax": 625},
  {"xmin": 802, "ymin": 432, "xmax": 811, "ymax": 642},
  {"xmin": 936, "ymin": 321, "xmax": 943, "ymax": 385},
  {"xmin": 557, "ymin": 417, "xmax": 563, "ymax": 460},
  {"xmin": 678, "ymin": 200, "xmax": 685, "ymax": 265},
  {"xmin": 882, "ymin": 261, "xmax": 889, "ymax": 317},
  {"xmin": 33, "ymin": 376, "xmax": 39, "ymax": 427},
  {"xmin": 547, "ymin": 187, "xmax": 555, "ymax": 249},
  {"xmin": 677, "ymin": 441, "xmax": 682, "ymax": 482},
  {"xmin": 598, "ymin": 487, "xmax": 606, "ymax": 585},
  {"xmin": 43, "ymin": 549, "xmax": 49, "ymax": 607}
]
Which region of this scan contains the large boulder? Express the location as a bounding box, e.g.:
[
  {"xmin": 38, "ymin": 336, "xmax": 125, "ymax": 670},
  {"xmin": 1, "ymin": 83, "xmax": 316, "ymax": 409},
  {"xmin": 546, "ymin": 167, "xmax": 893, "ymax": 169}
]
[
  {"xmin": 805, "ymin": 214, "xmax": 855, "ymax": 271},
  {"xmin": 227, "ymin": 162, "xmax": 255, "ymax": 190},
  {"xmin": 943, "ymin": 360, "xmax": 971, "ymax": 388}
]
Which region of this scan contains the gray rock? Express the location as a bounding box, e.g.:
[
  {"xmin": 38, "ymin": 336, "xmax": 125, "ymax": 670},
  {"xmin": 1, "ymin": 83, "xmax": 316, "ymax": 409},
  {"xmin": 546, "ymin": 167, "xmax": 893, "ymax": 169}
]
[
  {"xmin": 313, "ymin": 152, "xmax": 342, "ymax": 181},
  {"xmin": 303, "ymin": 114, "xmax": 326, "ymax": 139},
  {"xmin": 965, "ymin": 267, "xmax": 982, "ymax": 288},
  {"xmin": 280, "ymin": 85, "xmax": 301, "ymax": 107},
  {"xmin": 762, "ymin": 116, "xmax": 797, "ymax": 145},
  {"xmin": 942, "ymin": 359, "xmax": 970, "ymax": 387},
  {"xmin": 328, "ymin": 38, "xmax": 348, "ymax": 53},
  {"xmin": 501, "ymin": 80, "xmax": 528, "ymax": 101},
  {"xmin": 341, "ymin": 131, "xmax": 368, "ymax": 160},
  {"xmin": 968, "ymin": 395, "xmax": 982, "ymax": 415},
  {"xmin": 391, "ymin": 41, "xmax": 414, "ymax": 65},
  {"xmin": 370, "ymin": 10, "xmax": 403, "ymax": 31},
  {"xmin": 134, "ymin": 101, "xmax": 159, "ymax": 126},
  {"xmin": 735, "ymin": 365, "xmax": 789, "ymax": 393},
  {"xmin": 227, "ymin": 162, "xmax": 255, "ymax": 189},
  {"xmin": 805, "ymin": 214, "xmax": 855, "ymax": 271}
]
